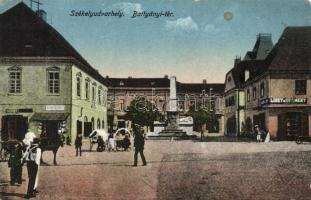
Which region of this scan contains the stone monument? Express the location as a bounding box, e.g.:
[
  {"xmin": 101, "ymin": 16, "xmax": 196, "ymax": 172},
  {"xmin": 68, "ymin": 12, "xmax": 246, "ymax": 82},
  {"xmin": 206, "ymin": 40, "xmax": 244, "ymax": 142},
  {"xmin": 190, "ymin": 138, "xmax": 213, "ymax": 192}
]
[{"xmin": 157, "ymin": 76, "xmax": 187, "ymax": 139}]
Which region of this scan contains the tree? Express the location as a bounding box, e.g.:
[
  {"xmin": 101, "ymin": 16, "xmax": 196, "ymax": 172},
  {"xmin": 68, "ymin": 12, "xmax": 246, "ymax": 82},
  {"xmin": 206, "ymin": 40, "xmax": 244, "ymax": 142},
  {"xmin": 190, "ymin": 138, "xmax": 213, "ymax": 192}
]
[
  {"xmin": 186, "ymin": 105, "xmax": 212, "ymax": 141},
  {"xmin": 125, "ymin": 97, "xmax": 162, "ymax": 131}
]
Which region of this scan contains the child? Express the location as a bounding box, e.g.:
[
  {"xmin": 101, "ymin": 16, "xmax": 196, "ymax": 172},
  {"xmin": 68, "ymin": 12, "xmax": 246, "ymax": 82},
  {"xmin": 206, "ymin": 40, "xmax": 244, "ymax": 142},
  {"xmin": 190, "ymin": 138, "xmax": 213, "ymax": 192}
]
[
  {"xmin": 75, "ymin": 134, "xmax": 82, "ymax": 156},
  {"xmin": 8, "ymin": 141, "xmax": 23, "ymax": 186}
]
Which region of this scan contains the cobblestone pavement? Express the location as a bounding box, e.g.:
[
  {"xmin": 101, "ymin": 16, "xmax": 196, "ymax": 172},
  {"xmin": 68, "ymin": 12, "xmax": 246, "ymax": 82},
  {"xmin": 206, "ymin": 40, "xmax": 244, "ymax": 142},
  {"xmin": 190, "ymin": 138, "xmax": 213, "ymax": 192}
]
[{"xmin": 1, "ymin": 140, "xmax": 311, "ymax": 200}]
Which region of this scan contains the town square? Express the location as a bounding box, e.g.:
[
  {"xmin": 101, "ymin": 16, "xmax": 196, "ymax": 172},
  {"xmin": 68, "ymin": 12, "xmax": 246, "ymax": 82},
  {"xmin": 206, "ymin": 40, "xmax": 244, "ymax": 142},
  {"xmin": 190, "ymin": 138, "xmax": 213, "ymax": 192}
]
[{"xmin": 1, "ymin": 0, "xmax": 311, "ymax": 199}]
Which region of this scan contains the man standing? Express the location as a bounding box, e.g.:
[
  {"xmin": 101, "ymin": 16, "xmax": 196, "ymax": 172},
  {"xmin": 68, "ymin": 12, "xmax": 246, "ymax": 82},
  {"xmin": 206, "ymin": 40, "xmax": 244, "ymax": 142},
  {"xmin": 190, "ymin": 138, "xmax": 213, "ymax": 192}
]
[
  {"xmin": 133, "ymin": 125, "xmax": 147, "ymax": 166},
  {"xmin": 8, "ymin": 141, "xmax": 23, "ymax": 186},
  {"xmin": 24, "ymin": 138, "xmax": 41, "ymax": 199}
]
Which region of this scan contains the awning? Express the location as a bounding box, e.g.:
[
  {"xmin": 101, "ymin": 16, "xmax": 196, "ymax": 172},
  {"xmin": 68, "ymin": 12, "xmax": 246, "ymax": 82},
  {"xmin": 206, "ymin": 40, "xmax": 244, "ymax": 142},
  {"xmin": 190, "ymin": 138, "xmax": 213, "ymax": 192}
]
[{"xmin": 31, "ymin": 113, "xmax": 70, "ymax": 121}]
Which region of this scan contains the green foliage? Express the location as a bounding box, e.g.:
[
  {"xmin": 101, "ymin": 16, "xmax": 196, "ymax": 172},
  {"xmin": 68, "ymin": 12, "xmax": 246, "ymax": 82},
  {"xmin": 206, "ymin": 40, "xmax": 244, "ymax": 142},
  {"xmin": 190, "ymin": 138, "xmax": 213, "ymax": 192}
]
[
  {"xmin": 186, "ymin": 105, "xmax": 212, "ymax": 131},
  {"xmin": 125, "ymin": 97, "xmax": 162, "ymax": 127}
]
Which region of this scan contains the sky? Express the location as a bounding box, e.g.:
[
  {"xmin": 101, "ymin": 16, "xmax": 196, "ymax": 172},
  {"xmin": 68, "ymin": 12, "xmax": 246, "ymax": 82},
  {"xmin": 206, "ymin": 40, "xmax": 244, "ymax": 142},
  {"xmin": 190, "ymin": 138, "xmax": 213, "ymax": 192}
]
[{"xmin": 1, "ymin": 0, "xmax": 311, "ymax": 83}]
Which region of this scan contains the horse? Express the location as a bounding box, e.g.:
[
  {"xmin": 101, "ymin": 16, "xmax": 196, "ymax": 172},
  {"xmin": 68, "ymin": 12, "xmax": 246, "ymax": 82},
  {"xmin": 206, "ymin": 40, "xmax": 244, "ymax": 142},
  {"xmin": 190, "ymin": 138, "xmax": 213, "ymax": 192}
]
[{"xmin": 40, "ymin": 134, "xmax": 64, "ymax": 165}]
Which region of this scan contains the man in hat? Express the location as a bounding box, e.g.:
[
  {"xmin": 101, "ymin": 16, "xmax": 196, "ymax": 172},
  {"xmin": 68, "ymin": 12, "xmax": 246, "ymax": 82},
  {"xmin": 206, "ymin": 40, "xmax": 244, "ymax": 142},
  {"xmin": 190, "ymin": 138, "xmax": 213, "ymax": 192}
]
[
  {"xmin": 23, "ymin": 138, "xmax": 41, "ymax": 199},
  {"xmin": 8, "ymin": 141, "xmax": 23, "ymax": 186},
  {"xmin": 133, "ymin": 124, "xmax": 147, "ymax": 166}
]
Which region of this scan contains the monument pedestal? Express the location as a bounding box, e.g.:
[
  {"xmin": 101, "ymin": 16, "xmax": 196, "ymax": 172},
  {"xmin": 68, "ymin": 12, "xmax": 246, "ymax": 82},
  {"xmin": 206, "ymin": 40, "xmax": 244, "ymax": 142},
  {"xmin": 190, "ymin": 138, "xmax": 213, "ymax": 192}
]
[
  {"xmin": 148, "ymin": 76, "xmax": 194, "ymax": 140},
  {"xmin": 152, "ymin": 111, "xmax": 188, "ymax": 140}
]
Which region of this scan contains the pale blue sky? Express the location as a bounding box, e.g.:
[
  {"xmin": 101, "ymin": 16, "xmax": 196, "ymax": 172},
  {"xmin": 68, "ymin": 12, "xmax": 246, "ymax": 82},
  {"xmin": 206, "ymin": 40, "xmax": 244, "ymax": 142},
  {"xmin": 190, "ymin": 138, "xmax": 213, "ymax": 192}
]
[{"xmin": 1, "ymin": 0, "xmax": 311, "ymax": 83}]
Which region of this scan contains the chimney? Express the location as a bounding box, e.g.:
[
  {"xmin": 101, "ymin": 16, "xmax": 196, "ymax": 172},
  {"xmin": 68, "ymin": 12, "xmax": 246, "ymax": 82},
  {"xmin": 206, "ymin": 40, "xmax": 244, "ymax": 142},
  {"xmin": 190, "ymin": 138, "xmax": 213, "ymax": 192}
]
[
  {"xmin": 128, "ymin": 76, "xmax": 132, "ymax": 79},
  {"xmin": 36, "ymin": 9, "xmax": 47, "ymax": 21},
  {"xmin": 234, "ymin": 56, "xmax": 241, "ymax": 68},
  {"xmin": 203, "ymin": 79, "xmax": 207, "ymax": 84},
  {"xmin": 164, "ymin": 75, "xmax": 168, "ymax": 79}
]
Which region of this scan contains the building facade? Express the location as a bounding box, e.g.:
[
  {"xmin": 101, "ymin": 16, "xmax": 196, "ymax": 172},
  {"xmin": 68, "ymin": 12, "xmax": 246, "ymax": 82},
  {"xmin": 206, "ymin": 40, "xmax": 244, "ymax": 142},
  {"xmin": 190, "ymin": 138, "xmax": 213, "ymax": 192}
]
[
  {"xmin": 0, "ymin": 3, "xmax": 108, "ymax": 143},
  {"xmin": 224, "ymin": 27, "xmax": 311, "ymax": 140},
  {"xmin": 107, "ymin": 77, "xmax": 225, "ymax": 133}
]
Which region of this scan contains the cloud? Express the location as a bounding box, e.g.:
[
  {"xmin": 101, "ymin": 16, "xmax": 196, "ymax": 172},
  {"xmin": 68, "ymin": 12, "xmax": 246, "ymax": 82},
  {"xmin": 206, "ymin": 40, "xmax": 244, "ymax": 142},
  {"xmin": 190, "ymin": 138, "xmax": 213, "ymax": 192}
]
[
  {"xmin": 108, "ymin": 2, "xmax": 143, "ymax": 15},
  {"xmin": 204, "ymin": 24, "xmax": 220, "ymax": 34},
  {"xmin": 165, "ymin": 16, "xmax": 199, "ymax": 31}
]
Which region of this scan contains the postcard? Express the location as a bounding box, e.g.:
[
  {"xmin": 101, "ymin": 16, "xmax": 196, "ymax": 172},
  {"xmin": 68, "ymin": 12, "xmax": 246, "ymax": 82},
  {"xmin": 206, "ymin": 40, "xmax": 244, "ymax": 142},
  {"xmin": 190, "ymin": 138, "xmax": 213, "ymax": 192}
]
[{"xmin": 0, "ymin": 0, "xmax": 311, "ymax": 199}]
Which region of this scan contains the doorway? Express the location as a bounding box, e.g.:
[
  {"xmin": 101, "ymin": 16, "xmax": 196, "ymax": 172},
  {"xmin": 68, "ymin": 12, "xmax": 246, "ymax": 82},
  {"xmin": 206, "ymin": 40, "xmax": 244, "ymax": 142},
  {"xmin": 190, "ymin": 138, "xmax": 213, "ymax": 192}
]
[{"xmin": 1, "ymin": 115, "xmax": 28, "ymax": 141}]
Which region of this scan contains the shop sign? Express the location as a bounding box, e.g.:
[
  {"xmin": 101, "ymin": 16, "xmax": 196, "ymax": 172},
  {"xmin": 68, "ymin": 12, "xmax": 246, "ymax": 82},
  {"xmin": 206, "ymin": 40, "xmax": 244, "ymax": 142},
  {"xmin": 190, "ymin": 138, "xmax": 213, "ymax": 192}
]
[
  {"xmin": 5, "ymin": 109, "xmax": 17, "ymax": 113},
  {"xmin": 261, "ymin": 97, "xmax": 307, "ymax": 105},
  {"xmin": 45, "ymin": 105, "xmax": 65, "ymax": 111}
]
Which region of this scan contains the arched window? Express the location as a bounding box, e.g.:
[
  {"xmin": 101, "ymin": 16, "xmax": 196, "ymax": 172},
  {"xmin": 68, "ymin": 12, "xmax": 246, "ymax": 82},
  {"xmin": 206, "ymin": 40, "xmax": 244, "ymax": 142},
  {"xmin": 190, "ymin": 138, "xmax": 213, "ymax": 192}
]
[
  {"xmin": 97, "ymin": 119, "xmax": 101, "ymax": 129},
  {"xmin": 85, "ymin": 78, "xmax": 90, "ymax": 100},
  {"xmin": 91, "ymin": 117, "xmax": 94, "ymax": 130}
]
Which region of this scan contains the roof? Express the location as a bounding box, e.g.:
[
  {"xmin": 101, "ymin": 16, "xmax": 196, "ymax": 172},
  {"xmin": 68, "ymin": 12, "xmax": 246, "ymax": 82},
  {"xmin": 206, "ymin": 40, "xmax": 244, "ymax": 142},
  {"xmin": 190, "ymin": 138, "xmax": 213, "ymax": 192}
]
[
  {"xmin": 266, "ymin": 26, "xmax": 311, "ymax": 71},
  {"xmin": 107, "ymin": 78, "xmax": 170, "ymax": 88},
  {"xmin": 0, "ymin": 2, "xmax": 107, "ymax": 86},
  {"xmin": 227, "ymin": 26, "xmax": 311, "ymax": 89},
  {"xmin": 177, "ymin": 83, "xmax": 225, "ymax": 94},
  {"xmin": 244, "ymin": 33, "xmax": 273, "ymax": 60}
]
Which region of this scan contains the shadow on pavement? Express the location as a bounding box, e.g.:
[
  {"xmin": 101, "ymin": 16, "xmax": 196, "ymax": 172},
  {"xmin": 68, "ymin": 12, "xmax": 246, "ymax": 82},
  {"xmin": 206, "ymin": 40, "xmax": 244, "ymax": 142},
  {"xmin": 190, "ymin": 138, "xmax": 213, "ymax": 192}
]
[{"xmin": 0, "ymin": 191, "xmax": 25, "ymax": 198}]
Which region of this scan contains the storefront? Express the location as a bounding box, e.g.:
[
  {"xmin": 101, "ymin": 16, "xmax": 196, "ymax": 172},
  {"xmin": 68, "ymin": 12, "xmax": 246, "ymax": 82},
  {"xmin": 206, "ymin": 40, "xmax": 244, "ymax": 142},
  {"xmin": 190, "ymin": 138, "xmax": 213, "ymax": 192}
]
[
  {"xmin": 30, "ymin": 112, "xmax": 70, "ymax": 138},
  {"xmin": 262, "ymin": 98, "xmax": 311, "ymax": 140}
]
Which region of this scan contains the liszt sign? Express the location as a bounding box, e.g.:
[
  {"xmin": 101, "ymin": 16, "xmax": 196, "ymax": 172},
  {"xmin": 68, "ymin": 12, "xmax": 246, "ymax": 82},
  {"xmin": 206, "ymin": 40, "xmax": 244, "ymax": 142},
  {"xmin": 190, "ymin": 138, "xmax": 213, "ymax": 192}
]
[{"xmin": 261, "ymin": 97, "xmax": 307, "ymax": 106}]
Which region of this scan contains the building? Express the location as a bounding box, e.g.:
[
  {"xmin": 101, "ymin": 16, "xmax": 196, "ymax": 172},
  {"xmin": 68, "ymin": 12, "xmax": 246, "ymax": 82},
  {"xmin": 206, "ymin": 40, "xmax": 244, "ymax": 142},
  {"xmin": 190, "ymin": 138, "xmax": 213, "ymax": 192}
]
[
  {"xmin": 0, "ymin": 3, "xmax": 108, "ymax": 143},
  {"xmin": 106, "ymin": 77, "xmax": 170, "ymax": 131},
  {"xmin": 176, "ymin": 81, "xmax": 225, "ymax": 133},
  {"xmin": 224, "ymin": 27, "xmax": 311, "ymax": 140},
  {"xmin": 224, "ymin": 34, "xmax": 273, "ymax": 136},
  {"xmin": 243, "ymin": 27, "xmax": 311, "ymax": 140},
  {"xmin": 107, "ymin": 76, "xmax": 225, "ymax": 133}
]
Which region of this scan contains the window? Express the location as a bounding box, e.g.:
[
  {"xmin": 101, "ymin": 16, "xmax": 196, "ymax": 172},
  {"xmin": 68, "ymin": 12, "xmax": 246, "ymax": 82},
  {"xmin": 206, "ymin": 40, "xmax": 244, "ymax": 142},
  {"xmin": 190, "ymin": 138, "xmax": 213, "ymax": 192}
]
[
  {"xmin": 260, "ymin": 83, "xmax": 265, "ymax": 98},
  {"xmin": 120, "ymin": 99, "xmax": 124, "ymax": 111},
  {"xmin": 85, "ymin": 79, "xmax": 90, "ymax": 100},
  {"xmin": 253, "ymin": 87, "xmax": 257, "ymax": 100},
  {"xmin": 76, "ymin": 76, "xmax": 81, "ymax": 97},
  {"xmin": 47, "ymin": 67, "xmax": 60, "ymax": 94},
  {"xmin": 102, "ymin": 90, "xmax": 107, "ymax": 106},
  {"xmin": 92, "ymin": 85, "xmax": 96, "ymax": 102},
  {"xmin": 97, "ymin": 119, "xmax": 101, "ymax": 129},
  {"xmin": 8, "ymin": 66, "xmax": 22, "ymax": 93},
  {"xmin": 247, "ymin": 89, "xmax": 250, "ymax": 102},
  {"xmin": 91, "ymin": 117, "xmax": 94, "ymax": 130},
  {"xmin": 295, "ymin": 80, "xmax": 306, "ymax": 95},
  {"xmin": 226, "ymin": 96, "xmax": 235, "ymax": 107},
  {"xmin": 98, "ymin": 88, "xmax": 102, "ymax": 104},
  {"xmin": 245, "ymin": 70, "xmax": 250, "ymax": 81}
]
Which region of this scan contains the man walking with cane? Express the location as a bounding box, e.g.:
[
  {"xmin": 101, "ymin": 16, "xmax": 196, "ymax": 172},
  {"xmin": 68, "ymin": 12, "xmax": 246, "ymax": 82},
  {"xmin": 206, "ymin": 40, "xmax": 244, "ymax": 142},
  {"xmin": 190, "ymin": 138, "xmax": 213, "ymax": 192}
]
[{"xmin": 133, "ymin": 125, "xmax": 147, "ymax": 166}]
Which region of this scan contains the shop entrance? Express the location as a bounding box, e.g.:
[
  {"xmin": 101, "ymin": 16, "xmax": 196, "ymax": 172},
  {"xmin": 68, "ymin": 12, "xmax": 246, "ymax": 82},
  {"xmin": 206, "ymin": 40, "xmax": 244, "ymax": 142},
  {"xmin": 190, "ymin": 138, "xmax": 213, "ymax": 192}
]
[
  {"xmin": 278, "ymin": 112, "xmax": 309, "ymax": 140},
  {"xmin": 1, "ymin": 115, "xmax": 28, "ymax": 141}
]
